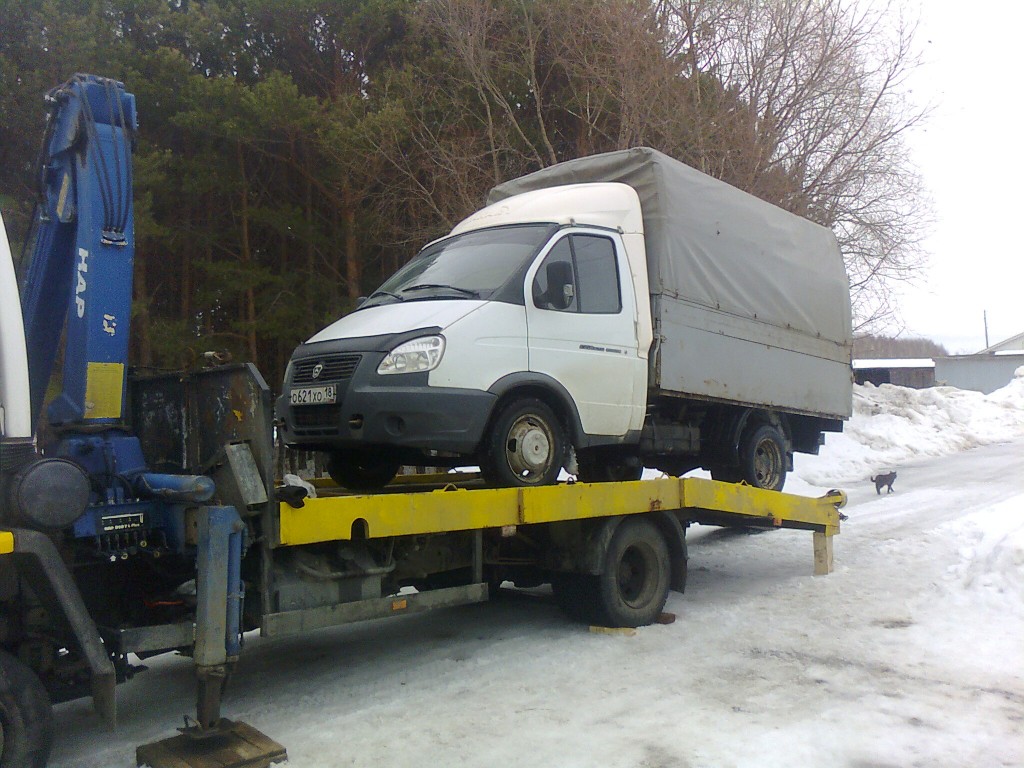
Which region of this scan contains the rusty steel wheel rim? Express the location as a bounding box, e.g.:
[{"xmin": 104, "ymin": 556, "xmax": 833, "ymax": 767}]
[
  {"xmin": 504, "ymin": 413, "xmax": 555, "ymax": 482},
  {"xmin": 753, "ymin": 436, "xmax": 783, "ymax": 488}
]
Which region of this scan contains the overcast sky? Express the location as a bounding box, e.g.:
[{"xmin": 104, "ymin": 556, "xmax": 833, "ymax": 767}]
[{"xmin": 895, "ymin": 2, "xmax": 1024, "ymax": 353}]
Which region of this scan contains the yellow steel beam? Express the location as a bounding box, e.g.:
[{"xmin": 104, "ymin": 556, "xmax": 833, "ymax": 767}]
[
  {"xmin": 277, "ymin": 477, "xmax": 843, "ymax": 547},
  {"xmin": 680, "ymin": 478, "xmax": 844, "ymax": 534}
]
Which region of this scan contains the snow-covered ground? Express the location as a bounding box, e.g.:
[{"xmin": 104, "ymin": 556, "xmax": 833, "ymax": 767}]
[{"xmin": 54, "ymin": 374, "xmax": 1024, "ymax": 768}]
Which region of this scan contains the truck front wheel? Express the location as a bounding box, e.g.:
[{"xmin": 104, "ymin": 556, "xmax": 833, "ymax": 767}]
[
  {"xmin": 596, "ymin": 517, "xmax": 671, "ymax": 628},
  {"xmin": 0, "ymin": 650, "xmax": 53, "ymax": 768},
  {"xmin": 482, "ymin": 398, "xmax": 566, "ymax": 487}
]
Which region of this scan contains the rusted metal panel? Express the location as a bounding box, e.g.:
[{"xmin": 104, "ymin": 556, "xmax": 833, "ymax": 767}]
[{"xmin": 130, "ymin": 364, "xmax": 278, "ymax": 621}]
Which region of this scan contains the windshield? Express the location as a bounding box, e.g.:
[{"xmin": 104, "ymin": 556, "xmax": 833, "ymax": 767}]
[{"xmin": 361, "ymin": 224, "xmax": 556, "ymax": 308}]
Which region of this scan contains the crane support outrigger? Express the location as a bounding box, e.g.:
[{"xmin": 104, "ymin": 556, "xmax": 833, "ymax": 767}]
[{"xmin": 0, "ymin": 75, "xmax": 844, "ymax": 768}]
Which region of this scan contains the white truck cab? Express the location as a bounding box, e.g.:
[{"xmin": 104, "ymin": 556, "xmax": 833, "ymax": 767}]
[{"xmin": 278, "ymin": 183, "xmax": 653, "ymax": 488}]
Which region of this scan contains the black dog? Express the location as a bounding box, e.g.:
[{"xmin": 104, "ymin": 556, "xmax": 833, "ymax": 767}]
[{"xmin": 871, "ymin": 471, "xmax": 897, "ymax": 494}]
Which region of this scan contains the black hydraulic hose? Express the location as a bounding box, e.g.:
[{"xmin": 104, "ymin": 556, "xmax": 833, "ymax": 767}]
[
  {"xmin": 74, "ymin": 75, "xmax": 117, "ymax": 237},
  {"xmin": 101, "ymin": 80, "xmax": 126, "ymax": 235},
  {"xmin": 103, "ymin": 81, "xmax": 122, "ymax": 233},
  {"xmin": 111, "ymin": 79, "xmax": 133, "ymax": 234}
]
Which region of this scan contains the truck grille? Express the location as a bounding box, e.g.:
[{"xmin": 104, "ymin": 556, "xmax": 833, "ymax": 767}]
[
  {"xmin": 291, "ymin": 405, "xmax": 342, "ymax": 436},
  {"xmin": 292, "ymin": 354, "xmax": 361, "ymax": 384}
]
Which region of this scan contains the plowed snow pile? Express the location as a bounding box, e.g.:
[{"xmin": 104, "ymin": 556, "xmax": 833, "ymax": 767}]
[
  {"xmin": 797, "ymin": 365, "xmax": 1024, "ymax": 485},
  {"xmin": 942, "ymin": 495, "xmax": 1024, "ymax": 602},
  {"xmin": 792, "ymin": 370, "xmax": 1024, "ymax": 622}
]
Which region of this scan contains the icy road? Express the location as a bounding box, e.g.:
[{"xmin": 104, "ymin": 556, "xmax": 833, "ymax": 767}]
[{"xmin": 54, "ymin": 380, "xmax": 1024, "ymax": 768}]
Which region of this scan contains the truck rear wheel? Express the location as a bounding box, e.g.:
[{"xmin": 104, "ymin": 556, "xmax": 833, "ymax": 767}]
[
  {"xmin": 739, "ymin": 424, "xmax": 787, "ymax": 491},
  {"xmin": 481, "ymin": 398, "xmax": 565, "ymax": 487},
  {"xmin": 325, "ymin": 450, "xmax": 400, "ymax": 491},
  {"xmin": 0, "ymin": 650, "xmax": 53, "ymax": 768},
  {"xmin": 596, "ymin": 517, "xmax": 671, "ymax": 628}
]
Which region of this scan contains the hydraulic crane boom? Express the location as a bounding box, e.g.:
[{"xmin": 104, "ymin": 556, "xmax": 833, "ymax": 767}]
[{"xmin": 20, "ymin": 73, "xmax": 137, "ymax": 429}]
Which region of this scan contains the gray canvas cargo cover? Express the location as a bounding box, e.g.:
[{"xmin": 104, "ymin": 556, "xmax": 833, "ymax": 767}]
[{"xmin": 489, "ymin": 147, "xmax": 853, "ymax": 419}]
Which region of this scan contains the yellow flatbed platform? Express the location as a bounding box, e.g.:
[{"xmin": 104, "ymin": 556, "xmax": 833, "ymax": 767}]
[{"xmin": 277, "ymin": 476, "xmax": 844, "ymax": 575}]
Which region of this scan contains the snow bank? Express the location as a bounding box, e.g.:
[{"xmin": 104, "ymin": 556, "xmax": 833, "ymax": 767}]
[
  {"xmin": 942, "ymin": 494, "xmax": 1024, "ymax": 603},
  {"xmin": 797, "ymin": 374, "xmax": 1024, "ymax": 485}
]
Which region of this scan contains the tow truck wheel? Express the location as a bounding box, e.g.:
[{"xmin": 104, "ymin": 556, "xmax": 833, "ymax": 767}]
[
  {"xmin": 738, "ymin": 424, "xmax": 787, "ymax": 491},
  {"xmin": 325, "ymin": 450, "xmax": 401, "ymax": 491},
  {"xmin": 0, "ymin": 650, "xmax": 53, "ymax": 768},
  {"xmin": 482, "ymin": 398, "xmax": 566, "ymax": 487},
  {"xmin": 596, "ymin": 518, "xmax": 670, "ymax": 628}
]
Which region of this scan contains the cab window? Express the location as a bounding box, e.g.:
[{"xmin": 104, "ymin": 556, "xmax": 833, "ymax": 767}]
[{"xmin": 532, "ymin": 234, "xmax": 621, "ymax": 314}]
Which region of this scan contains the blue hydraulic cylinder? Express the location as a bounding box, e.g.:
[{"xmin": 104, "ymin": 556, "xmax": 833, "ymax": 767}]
[
  {"xmin": 194, "ymin": 506, "xmax": 247, "ymax": 668},
  {"xmin": 20, "ymin": 74, "xmax": 137, "ymax": 430},
  {"xmin": 226, "ymin": 516, "xmax": 244, "ymax": 658},
  {"xmin": 135, "ymin": 473, "xmax": 216, "ymax": 504}
]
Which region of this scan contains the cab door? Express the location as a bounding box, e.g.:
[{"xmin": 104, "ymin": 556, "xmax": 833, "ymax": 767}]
[{"xmin": 524, "ymin": 230, "xmax": 644, "ymax": 437}]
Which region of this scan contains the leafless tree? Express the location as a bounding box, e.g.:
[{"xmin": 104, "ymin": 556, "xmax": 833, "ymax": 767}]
[
  {"xmin": 378, "ymin": 0, "xmax": 931, "ymax": 330},
  {"xmin": 667, "ymin": 0, "xmax": 932, "ymax": 330},
  {"xmin": 421, "ymin": 0, "xmax": 559, "ymax": 173}
]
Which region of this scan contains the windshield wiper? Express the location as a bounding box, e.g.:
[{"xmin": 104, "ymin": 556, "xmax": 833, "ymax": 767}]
[
  {"xmin": 401, "ymin": 283, "xmax": 480, "ymax": 298},
  {"xmin": 366, "ymin": 289, "xmax": 405, "ymax": 302}
]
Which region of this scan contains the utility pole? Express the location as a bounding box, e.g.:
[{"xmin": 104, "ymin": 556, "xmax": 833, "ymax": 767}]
[{"xmin": 983, "ymin": 310, "xmax": 990, "ymax": 349}]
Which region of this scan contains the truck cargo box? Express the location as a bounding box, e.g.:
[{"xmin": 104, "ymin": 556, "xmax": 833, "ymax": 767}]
[{"xmin": 489, "ymin": 147, "xmax": 853, "ymax": 420}]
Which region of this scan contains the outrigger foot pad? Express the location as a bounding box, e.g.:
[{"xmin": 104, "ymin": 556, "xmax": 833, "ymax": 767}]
[{"xmin": 136, "ymin": 719, "xmax": 287, "ymax": 768}]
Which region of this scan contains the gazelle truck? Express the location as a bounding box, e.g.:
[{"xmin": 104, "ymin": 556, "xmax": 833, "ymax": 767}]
[{"xmin": 277, "ymin": 147, "xmax": 853, "ymax": 491}]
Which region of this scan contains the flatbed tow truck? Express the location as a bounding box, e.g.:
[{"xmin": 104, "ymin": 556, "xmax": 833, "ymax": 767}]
[
  {"xmin": 0, "ymin": 75, "xmax": 846, "ymax": 768},
  {"xmin": 132, "ymin": 361, "xmax": 844, "ymax": 767}
]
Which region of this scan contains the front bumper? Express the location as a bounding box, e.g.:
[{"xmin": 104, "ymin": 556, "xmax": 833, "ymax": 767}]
[{"xmin": 276, "ymin": 339, "xmax": 496, "ymax": 456}]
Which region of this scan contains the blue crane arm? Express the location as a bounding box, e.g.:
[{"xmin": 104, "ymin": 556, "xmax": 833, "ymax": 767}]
[{"xmin": 20, "ymin": 74, "xmax": 137, "ymax": 430}]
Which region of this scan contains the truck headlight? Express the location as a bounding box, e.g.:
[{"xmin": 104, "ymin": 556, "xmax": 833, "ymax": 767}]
[{"xmin": 377, "ymin": 335, "xmax": 446, "ymax": 375}]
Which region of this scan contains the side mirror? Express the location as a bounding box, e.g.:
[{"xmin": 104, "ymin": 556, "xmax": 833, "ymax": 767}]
[
  {"xmin": 356, "ymin": 295, "xmax": 367, "ymax": 307},
  {"xmin": 545, "ymin": 261, "xmax": 575, "ymax": 310}
]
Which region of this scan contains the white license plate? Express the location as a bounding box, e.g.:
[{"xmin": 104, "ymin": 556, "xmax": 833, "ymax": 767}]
[{"xmin": 289, "ymin": 385, "xmax": 337, "ymax": 405}]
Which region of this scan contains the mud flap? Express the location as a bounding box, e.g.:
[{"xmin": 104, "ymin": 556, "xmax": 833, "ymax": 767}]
[{"xmin": 135, "ymin": 720, "xmax": 286, "ymax": 768}]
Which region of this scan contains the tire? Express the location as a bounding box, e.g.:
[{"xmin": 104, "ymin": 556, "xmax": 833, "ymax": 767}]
[
  {"xmin": 595, "ymin": 517, "xmax": 671, "ymax": 628},
  {"xmin": 738, "ymin": 424, "xmax": 787, "ymax": 491},
  {"xmin": 481, "ymin": 398, "xmax": 566, "ymax": 487},
  {"xmin": 577, "ymin": 452, "xmax": 643, "ymax": 483},
  {"xmin": 325, "ymin": 450, "xmax": 400, "ymax": 491},
  {"xmin": 0, "ymin": 650, "xmax": 54, "ymax": 768}
]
